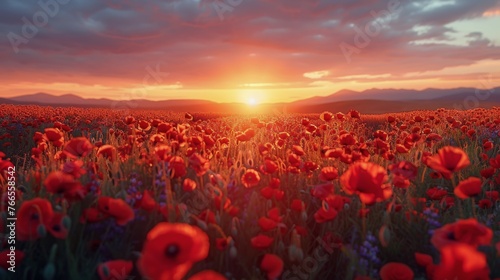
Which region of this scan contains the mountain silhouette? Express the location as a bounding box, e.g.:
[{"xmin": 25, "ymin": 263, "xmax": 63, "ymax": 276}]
[{"xmin": 2, "ymin": 87, "xmax": 499, "ymax": 114}]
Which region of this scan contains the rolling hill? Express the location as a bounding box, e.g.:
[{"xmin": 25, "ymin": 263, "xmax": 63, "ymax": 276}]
[{"xmin": 1, "ymin": 87, "xmax": 499, "ymax": 114}]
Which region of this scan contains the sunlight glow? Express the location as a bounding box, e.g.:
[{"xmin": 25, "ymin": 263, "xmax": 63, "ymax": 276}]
[{"xmin": 247, "ymin": 97, "xmax": 258, "ymax": 106}]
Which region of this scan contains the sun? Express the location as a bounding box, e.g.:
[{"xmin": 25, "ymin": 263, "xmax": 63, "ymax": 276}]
[
  {"xmin": 247, "ymin": 97, "xmax": 258, "ymax": 106},
  {"xmin": 239, "ymin": 89, "xmax": 265, "ymax": 106}
]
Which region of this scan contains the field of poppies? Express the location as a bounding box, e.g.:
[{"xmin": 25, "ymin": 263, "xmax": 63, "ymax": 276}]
[{"xmin": 0, "ymin": 103, "xmax": 500, "ymax": 280}]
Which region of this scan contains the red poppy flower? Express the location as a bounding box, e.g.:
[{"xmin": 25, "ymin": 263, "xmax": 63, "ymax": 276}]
[
  {"xmin": 260, "ymin": 254, "xmax": 283, "ymax": 280},
  {"xmin": 486, "ymin": 191, "xmax": 499, "ymax": 201},
  {"xmin": 258, "ymin": 217, "xmax": 278, "ymax": 231},
  {"xmin": 310, "ymin": 183, "xmax": 334, "ymax": 199},
  {"xmin": 291, "ymin": 145, "xmax": 304, "ymax": 156},
  {"xmin": 44, "ymin": 171, "xmax": 83, "ymax": 196},
  {"xmin": 47, "ymin": 212, "xmax": 70, "ymax": 239},
  {"xmin": 183, "ymin": 178, "xmax": 197, "ymax": 192},
  {"xmin": 433, "ymin": 244, "xmax": 489, "ymax": 280},
  {"xmin": 350, "ymin": 110, "xmax": 361, "ymax": 118},
  {"xmin": 189, "ymin": 153, "xmax": 210, "ymax": 177},
  {"xmin": 480, "ymin": 167, "xmax": 495, "ymax": 178},
  {"xmin": 389, "ymin": 161, "xmax": 418, "ymax": 180},
  {"xmin": 483, "ymin": 141, "xmax": 494, "ymax": 151},
  {"xmin": 319, "ymin": 166, "xmax": 339, "ymax": 181},
  {"xmin": 431, "ymin": 218, "xmax": 492, "ymax": 250},
  {"xmin": 0, "ymin": 158, "xmax": 14, "ymax": 180},
  {"xmin": 124, "ymin": 116, "xmax": 135, "ymax": 124},
  {"xmin": 80, "ymin": 208, "xmax": 108, "ymax": 224},
  {"xmin": 320, "ymin": 111, "xmax": 333, "ymax": 122},
  {"xmin": 44, "ymin": 128, "xmax": 64, "ymax": 145},
  {"xmin": 251, "ymin": 234, "xmax": 274, "ymax": 250},
  {"xmin": 17, "ymin": 198, "xmax": 54, "ymax": 241},
  {"xmin": 325, "ymin": 148, "xmax": 343, "ymax": 158},
  {"xmin": 97, "ymin": 260, "xmax": 133, "ymax": 280},
  {"xmin": 478, "ymin": 199, "xmax": 492, "ymax": 209},
  {"xmin": 314, "ymin": 197, "xmax": 339, "ymax": 224},
  {"xmin": 215, "ymin": 237, "xmax": 231, "ymax": 251},
  {"xmin": 188, "ymin": 270, "xmax": 226, "ymax": 280},
  {"xmin": 425, "ymin": 146, "xmax": 470, "ymax": 178},
  {"xmin": 339, "ymin": 133, "xmax": 357, "ymax": 146},
  {"xmin": 199, "ymin": 209, "xmax": 217, "ymax": 224},
  {"xmin": 454, "ymin": 177, "xmax": 482, "ymax": 199},
  {"xmin": 63, "ymin": 137, "xmax": 94, "ymax": 158},
  {"xmin": 393, "ymin": 175, "xmax": 410, "ymax": 189},
  {"xmin": 358, "ymin": 208, "xmax": 370, "ymax": 218},
  {"xmin": 290, "ymin": 199, "xmax": 305, "ymax": 212},
  {"xmin": 169, "ymin": 156, "xmax": 187, "ymax": 178},
  {"xmin": 260, "ymin": 186, "xmax": 274, "ymax": 199},
  {"xmin": 138, "ymin": 223, "xmax": 209, "ymax": 280},
  {"xmin": 154, "ymin": 145, "xmax": 171, "ymax": 161},
  {"xmin": 379, "ymin": 262, "xmax": 414, "ymax": 280},
  {"xmin": 61, "ymin": 160, "xmax": 86, "ymax": 178},
  {"xmin": 414, "ymin": 252, "xmax": 433, "ymax": 268},
  {"xmin": 288, "ymin": 153, "xmax": 301, "ymax": 167},
  {"xmin": 260, "ymin": 159, "xmax": 279, "ymax": 174},
  {"xmin": 135, "ymin": 190, "xmax": 157, "ymax": 212},
  {"xmin": 340, "ymin": 162, "xmax": 392, "ymax": 205},
  {"xmin": 241, "ymin": 169, "xmax": 261, "ymax": 188},
  {"xmin": 490, "ymin": 154, "xmax": 500, "ymax": 168},
  {"xmin": 97, "ymin": 145, "xmax": 117, "ymax": 162},
  {"xmin": 98, "ymin": 197, "xmax": 135, "ymax": 226},
  {"xmin": 426, "ymin": 187, "xmax": 447, "ymax": 200}
]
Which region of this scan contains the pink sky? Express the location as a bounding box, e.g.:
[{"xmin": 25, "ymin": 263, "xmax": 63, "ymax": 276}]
[{"xmin": 1, "ymin": 0, "xmax": 500, "ymax": 103}]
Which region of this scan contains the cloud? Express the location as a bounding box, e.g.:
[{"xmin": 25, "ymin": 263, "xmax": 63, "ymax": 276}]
[
  {"xmin": 304, "ymin": 71, "xmax": 330, "ymax": 79},
  {"xmin": 0, "ymin": 0, "xmax": 499, "ymax": 101}
]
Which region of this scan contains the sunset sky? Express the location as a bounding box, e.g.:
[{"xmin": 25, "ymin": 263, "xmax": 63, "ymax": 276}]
[{"xmin": 1, "ymin": 0, "xmax": 500, "ymax": 104}]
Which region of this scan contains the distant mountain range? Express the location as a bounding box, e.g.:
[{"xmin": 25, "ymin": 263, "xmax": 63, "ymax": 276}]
[{"xmin": 1, "ymin": 87, "xmax": 499, "ymax": 114}]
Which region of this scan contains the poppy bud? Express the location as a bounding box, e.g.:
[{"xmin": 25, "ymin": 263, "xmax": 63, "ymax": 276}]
[
  {"xmin": 196, "ymin": 219, "xmax": 208, "ymax": 231},
  {"xmin": 42, "ymin": 263, "xmax": 55, "ymax": 280},
  {"xmin": 290, "ymin": 229, "xmax": 300, "ymax": 245},
  {"xmin": 278, "ymin": 240, "xmax": 285, "ymax": 253},
  {"xmin": 101, "ymin": 263, "xmax": 110, "ymax": 277},
  {"xmin": 295, "ymin": 247, "xmax": 304, "ymax": 262},
  {"xmin": 116, "ymin": 189, "xmax": 127, "ymax": 200},
  {"xmin": 62, "ymin": 216, "xmax": 71, "ymax": 230},
  {"xmin": 37, "ymin": 224, "xmax": 47, "ymax": 238},
  {"xmin": 382, "ymin": 212, "xmax": 391, "ymax": 224},
  {"xmin": 288, "ymin": 244, "xmax": 304, "ymax": 263},
  {"xmin": 177, "ymin": 203, "xmax": 189, "ymax": 221},
  {"xmin": 379, "ymin": 225, "xmax": 391, "ymax": 247},
  {"xmin": 301, "ymin": 211, "xmax": 307, "ymax": 222},
  {"xmin": 288, "ymin": 245, "xmax": 297, "ymax": 262},
  {"xmin": 266, "ymin": 199, "xmax": 273, "ymax": 209},
  {"xmin": 229, "ymin": 245, "xmax": 237, "ymax": 259},
  {"xmin": 231, "ymin": 217, "xmax": 240, "ymax": 236}
]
